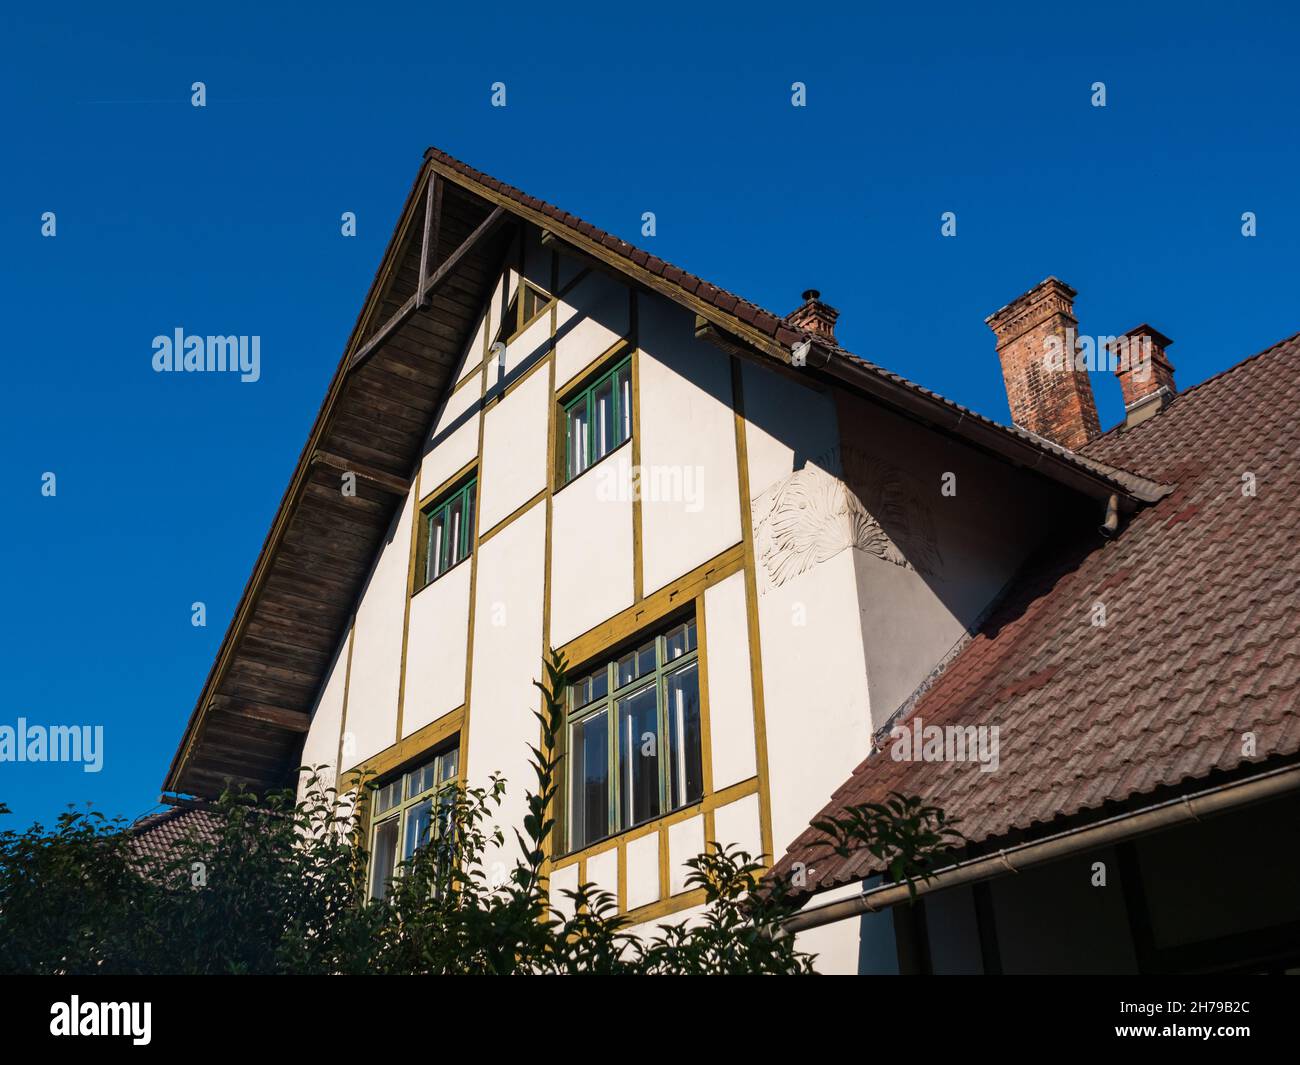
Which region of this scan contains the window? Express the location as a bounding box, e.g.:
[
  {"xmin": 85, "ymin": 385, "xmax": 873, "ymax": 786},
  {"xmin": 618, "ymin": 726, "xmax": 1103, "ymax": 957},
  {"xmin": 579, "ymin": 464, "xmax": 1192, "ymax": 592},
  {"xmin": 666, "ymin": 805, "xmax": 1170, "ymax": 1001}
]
[
  {"xmin": 563, "ymin": 357, "xmax": 632, "ymax": 482},
  {"xmin": 368, "ymin": 745, "xmax": 460, "ymax": 900},
  {"xmin": 495, "ymin": 280, "xmax": 552, "ymax": 346},
  {"xmin": 418, "ymin": 477, "xmax": 476, "ymax": 589},
  {"xmin": 565, "ymin": 618, "xmax": 702, "ymax": 852}
]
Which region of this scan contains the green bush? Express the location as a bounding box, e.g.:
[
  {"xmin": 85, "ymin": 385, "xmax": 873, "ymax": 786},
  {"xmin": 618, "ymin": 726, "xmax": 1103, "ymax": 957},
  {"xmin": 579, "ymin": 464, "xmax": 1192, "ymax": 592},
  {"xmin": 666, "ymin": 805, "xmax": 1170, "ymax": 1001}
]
[{"xmin": 0, "ymin": 652, "xmax": 959, "ymax": 974}]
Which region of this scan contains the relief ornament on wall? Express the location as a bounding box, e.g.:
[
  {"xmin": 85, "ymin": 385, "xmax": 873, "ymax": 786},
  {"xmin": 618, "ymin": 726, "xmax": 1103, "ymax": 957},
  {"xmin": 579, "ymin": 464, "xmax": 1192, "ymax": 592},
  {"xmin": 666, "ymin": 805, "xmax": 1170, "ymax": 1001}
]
[{"xmin": 752, "ymin": 450, "xmax": 942, "ymax": 590}]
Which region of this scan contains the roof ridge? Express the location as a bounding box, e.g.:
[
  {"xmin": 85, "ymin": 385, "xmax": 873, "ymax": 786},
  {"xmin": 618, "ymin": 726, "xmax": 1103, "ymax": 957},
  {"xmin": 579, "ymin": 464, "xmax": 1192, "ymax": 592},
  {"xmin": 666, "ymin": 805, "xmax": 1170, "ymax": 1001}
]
[{"xmin": 426, "ymin": 145, "xmax": 1169, "ymax": 501}]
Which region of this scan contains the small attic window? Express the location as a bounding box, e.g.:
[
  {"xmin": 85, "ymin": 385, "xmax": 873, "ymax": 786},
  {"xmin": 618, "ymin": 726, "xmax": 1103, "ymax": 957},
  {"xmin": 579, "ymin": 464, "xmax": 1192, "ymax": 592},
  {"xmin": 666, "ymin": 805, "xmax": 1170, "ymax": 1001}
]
[{"xmin": 495, "ymin": 281, "xmax": 552, "ymax": 346}]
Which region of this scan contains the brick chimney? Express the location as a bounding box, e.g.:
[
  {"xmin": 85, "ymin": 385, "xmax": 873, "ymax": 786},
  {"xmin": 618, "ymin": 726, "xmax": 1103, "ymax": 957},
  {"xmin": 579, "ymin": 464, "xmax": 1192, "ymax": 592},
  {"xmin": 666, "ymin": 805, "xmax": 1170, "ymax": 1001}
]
[
  {"xmin": 986, "ymin": 277, "xmax": 1100, "ymax": 452},
  {"xmin": 786, "ymin": 289, "xmax": 839, "ymax": 342},
  {"xmin": 1108, "ymin": 324, "xmax": 1176, "ymax": 428}
]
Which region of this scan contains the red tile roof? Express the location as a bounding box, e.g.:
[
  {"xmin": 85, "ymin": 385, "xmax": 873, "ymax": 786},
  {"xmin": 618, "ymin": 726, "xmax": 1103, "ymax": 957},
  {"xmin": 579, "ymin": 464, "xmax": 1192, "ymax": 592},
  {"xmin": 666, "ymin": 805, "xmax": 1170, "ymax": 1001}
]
[
  {"xmin": 130, "ymin": 805, "xmax": 221, "ymax": 863},
  {"xmin": 775, "ymin": 331, "xmax": 1300, "ymax": 897}
]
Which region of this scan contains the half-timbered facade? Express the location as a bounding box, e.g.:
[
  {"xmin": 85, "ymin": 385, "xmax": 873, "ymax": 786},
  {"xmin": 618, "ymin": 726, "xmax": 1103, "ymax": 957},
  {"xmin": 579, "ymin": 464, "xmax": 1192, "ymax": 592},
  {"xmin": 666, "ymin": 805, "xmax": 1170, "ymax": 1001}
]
[{"xmin": 164, "ymin": 149, "xmax": 1174, "ymax": 953}]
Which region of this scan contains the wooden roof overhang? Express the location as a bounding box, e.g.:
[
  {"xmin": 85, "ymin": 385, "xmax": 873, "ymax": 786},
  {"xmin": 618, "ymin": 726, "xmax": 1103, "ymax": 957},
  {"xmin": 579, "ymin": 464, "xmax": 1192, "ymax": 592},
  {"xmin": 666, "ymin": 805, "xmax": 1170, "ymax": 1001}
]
[{"xmin": 164, "ymin": 164, "xmax": 515, "ymax": 798}]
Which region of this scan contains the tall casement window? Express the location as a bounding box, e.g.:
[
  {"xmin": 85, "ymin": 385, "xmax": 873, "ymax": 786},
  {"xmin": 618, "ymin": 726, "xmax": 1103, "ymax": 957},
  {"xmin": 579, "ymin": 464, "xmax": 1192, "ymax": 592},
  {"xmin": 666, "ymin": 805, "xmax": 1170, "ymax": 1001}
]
[
  {"xmin": 566, "ymin": 618, "xmax": 703, "ymax": 852},
  {"xmin": 369, "ymin": 745, "xmax": 460, "ymax": 900},
  {"xmin": 417, "ymin": 477, "xmax": 476, "ymax": 589},
  {"xmin": 563, "ymin": 357, "xmax": 632, "ymax": 482}
]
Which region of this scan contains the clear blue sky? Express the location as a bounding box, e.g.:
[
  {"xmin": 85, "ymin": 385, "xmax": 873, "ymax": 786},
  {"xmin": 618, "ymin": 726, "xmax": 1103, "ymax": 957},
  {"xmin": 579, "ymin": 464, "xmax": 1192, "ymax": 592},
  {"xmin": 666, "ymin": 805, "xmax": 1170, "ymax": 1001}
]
[{"xmin": 2, "ymin": 2, "xmax": 1296, "ymax": 829}]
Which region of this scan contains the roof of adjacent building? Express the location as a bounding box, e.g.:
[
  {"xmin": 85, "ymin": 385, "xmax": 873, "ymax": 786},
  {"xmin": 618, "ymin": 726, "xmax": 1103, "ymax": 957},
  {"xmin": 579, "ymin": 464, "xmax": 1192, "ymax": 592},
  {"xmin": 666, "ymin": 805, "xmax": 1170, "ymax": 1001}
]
[
  {"xmin": 131, "ymin": 805, "xmax": 222, "ymax": 863},
  {"xmin": 774, "ymin": 330, "xmax": 1300, "ymax": 898}
]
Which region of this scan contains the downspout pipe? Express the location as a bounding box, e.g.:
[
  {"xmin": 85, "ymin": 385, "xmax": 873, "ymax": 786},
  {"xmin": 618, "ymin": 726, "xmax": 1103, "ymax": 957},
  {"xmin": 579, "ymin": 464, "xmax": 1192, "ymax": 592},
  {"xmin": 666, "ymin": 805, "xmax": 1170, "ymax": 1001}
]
[
  {"xmin": 1100, "ymin": 492, "xmax": 1120, "ymax": 537},
  {"xmin": 781, "ymin": 761, "xmax": 1300, "ymax": 936}
]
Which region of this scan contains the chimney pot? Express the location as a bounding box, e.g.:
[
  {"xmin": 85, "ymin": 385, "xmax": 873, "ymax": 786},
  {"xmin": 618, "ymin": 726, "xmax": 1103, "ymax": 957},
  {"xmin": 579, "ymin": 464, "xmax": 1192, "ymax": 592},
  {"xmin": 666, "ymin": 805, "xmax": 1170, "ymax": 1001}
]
[
  {"xmin": 985, "ymin": 277, "xmax": 1101, "ymax": 452},
  {"xmin": 787, "ymin": 290, "xmax": 839, "ymax": 343}
]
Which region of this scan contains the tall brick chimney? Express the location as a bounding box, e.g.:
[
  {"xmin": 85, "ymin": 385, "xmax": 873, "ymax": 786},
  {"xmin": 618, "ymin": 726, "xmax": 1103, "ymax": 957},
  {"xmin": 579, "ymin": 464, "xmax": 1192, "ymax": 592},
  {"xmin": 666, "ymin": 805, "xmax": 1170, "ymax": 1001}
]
[
  {"xmin": 787, "ymin": 289, "xmax": 839, "ymax": 342},
  {"xmin": 1109, "ymin": 324, "xmax": 1176, "ymax": 428},
  {"xmin": 986, "ymin": 277, "xmax": 1100, "ymax": 452}
]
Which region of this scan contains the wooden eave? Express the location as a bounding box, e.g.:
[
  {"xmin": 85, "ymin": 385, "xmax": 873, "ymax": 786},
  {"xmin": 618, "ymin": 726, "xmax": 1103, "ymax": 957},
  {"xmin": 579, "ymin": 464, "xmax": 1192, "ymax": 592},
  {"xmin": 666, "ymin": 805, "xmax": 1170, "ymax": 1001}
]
[{"xmin": 164, "ymin": 164, "xmax": 515, "ymax": 798}]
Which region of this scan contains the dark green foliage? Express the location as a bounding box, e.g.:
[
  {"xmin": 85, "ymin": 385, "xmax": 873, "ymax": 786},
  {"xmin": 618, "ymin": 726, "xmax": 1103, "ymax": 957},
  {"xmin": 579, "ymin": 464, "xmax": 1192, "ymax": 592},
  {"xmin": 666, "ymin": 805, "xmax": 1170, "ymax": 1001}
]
[
  {"xmin": 811, "ymin": 791, "xmax": 966, "ymax": 901},
  {"xmin": 0, "ymin": 654, "xmax": 957, "ymax": 974}
]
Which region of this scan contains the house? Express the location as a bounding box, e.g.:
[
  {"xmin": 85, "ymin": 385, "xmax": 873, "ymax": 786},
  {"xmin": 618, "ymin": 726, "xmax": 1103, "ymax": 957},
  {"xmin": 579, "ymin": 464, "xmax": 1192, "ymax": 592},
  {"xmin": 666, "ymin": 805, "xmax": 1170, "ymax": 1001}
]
[{"xmin": 161, "ymin": 149, "xmax": 1297, "ymax": 968}]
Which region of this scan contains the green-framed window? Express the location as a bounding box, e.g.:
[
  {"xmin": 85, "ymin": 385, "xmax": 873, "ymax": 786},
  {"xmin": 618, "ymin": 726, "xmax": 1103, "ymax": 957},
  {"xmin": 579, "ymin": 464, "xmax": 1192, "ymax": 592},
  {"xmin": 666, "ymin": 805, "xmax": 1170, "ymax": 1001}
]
[
  {"xmin": 565, "ymin": 617, "xmax": 702, "ymax": 853},
  {"xmin": 419, "ymin": 477, "xmax": 476, "ymax": 588},
  {"xmin": 369, "ymin": 744, "xmax": 460, "ymax": 900},
  {"xmin": 563, "ymin": 357, "xmax": 632, "ymax": 482}
]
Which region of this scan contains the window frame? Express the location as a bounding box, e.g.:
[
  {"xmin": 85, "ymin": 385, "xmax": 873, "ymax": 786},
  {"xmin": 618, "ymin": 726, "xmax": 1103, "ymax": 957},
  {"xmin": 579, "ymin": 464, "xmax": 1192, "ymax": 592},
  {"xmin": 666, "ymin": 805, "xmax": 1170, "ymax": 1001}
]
[
  {"xmin": 563, "ymin": 616, "xmax": 702, "ymax": 854},
  {"xmin": 367, "ymin": 743, "xmax": 461, "ymax": 901},
  {"xmin": 562, "ymin": 355, "xmax": 633, "ymax": 484},
  {"xmin": 495, "ymin": 280, "xmax": 554, "ymax": 348},
  {"xmin": 417, "ymin": 475, "xmax": 477, "ymax": 591}
]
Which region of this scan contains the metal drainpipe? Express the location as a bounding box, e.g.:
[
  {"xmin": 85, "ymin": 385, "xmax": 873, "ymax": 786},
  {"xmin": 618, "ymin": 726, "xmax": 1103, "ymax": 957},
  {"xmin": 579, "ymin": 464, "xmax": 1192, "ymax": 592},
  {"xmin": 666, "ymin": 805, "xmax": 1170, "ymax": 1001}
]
[{"xmin": 780, "ymin": 761, "xmax": 1300, "ymax": 936}]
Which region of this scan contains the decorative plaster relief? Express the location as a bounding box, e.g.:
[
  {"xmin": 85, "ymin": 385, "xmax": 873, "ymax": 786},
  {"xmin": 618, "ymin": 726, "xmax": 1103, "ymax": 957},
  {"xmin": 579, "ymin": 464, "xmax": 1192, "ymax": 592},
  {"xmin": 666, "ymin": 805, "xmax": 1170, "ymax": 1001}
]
[{"xmin": 752, "ymin": 450, "xmax": 941, "ymax": 590}]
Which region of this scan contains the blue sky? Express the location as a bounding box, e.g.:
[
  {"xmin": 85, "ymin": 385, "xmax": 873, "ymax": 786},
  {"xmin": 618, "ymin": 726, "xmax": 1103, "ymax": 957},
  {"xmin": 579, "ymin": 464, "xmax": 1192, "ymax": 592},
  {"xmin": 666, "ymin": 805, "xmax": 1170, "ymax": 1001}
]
[{"xmin": 2, "ymin": 2, "xmax": 1297, "ymax": 829}]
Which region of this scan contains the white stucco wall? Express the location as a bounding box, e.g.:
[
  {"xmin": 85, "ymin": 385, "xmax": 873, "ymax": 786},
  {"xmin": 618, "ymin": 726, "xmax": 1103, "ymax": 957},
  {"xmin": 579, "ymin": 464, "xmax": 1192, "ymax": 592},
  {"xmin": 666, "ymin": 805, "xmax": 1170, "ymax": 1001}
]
[
  {"xmin": 554, "ymin": 271, "xmax": 628, "ymax": 388},
  {"xmin": 739, "ymin": 360, "xmax": 876, "ymax": 857},
  {"xmin": 420, "ymin": 371, "xmax": 480, "ymax": 493},
  {"xmin": 667, "ymin": 813, "xmax": 704, "ymax": 895},
  {"xmin": 702, "ymin": 572, "xmax": 756, "ymax": 790},
  {"xmin": 625, "ymin": 831, "xmax": 660, "ymax": 911},
  {"xmin": 637, "ymin": 293, "xmax": 741, "ymax": 594},
  {"xmin": 343, "ymin": 487, "xmax": 415, "ymax": 768},
  {"xmin": 465, "ymin": 499, "xmax": 547, "ymax": 874},
  {"xmin": 455, "ymin": 309, "xmax": 487, "ymax": 386},
  {"xmin": 835, "ymin": 391, "xmax": 1050, "ymax": 729},
  {"xmin": 503, "ymin": 307, "xmax": 551, "ymax": 380},
  {"xmin": 402, "ymin": 560, "xmax": 471, "ymax": 736},
  {"xmin": 712, "ymin": 792, "xmax": 764, "ymax": 863},
  {"xmin": 296, "ymin": 631, "xmax": 350, "ymax": 798},
  {"xmin": 478, "ymin": 365, "xmax": 550, "ymax": 533},
  {"xmin": 550, "ymin": 445, "xmax": 635, "ymax": 646}
]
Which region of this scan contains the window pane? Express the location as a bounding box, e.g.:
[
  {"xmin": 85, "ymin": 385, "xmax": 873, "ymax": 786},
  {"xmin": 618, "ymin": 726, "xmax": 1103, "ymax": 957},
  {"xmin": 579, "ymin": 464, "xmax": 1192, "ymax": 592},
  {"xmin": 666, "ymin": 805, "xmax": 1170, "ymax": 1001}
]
[
  {"xmin": 462, "ymin": 485, "xmax": 476, "ymax": 561},
  {"xmin": 370, "ymin": 817, "xmax": 399, "ymax": 899},
  {"xmin": 445, "ymin": 493, "xmax": 465, "ymax": 569},
  {"xmin": 571, "ymin": 666, "xmax": 609, "ymax": 709},
  {"xmin": 615, "ymin": 362, "xmax": 632, "ymax": 446},
  {"xmin": 665, "ymin": 662, "xmax": 703, "ymax": 810},
  {"xmin": 664, "ymin": 621, "xmax": 696, "ymax": 661},
  {"xmin": 435, "ymin": 787, "xmax": 456, "ymax": 843},
  {"xmin": 427, "ymin": 509, "xmax": 447, "ymax": 582},
  {"xmin": 571, "ymin": 711, "xmax": 609, "ymax": 850},
  {"xmin": 403, "ymin": 761, "xmax": 432, "ymax": 799},
  {"xmin": 437, "ymin": 747, "xmax": 459, "ymax": 784},
  {"xmin": 522, "ymin": 283, "xmax": 547, "ymax": 322},
  {"xmin": 617, "ymin": 641, "xmax": 655, "ymax": 688},
  {"xmin": 617, "ymin": 684, "xmax": 661, "ymax": 829},
  {"xmin": 593, "ymin": 374, "xmax": 615, "ymax": 462},
  {"xmin": 567, "ymin": 398, "xmax": 590, "ymax": 480},
  {"xmin": 403, "ymin": 798, "xmax": 434, "ymax": 862},
  {"xmin": 375, "ymin": 778, "xmax": 402, "ymax": 814}
]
